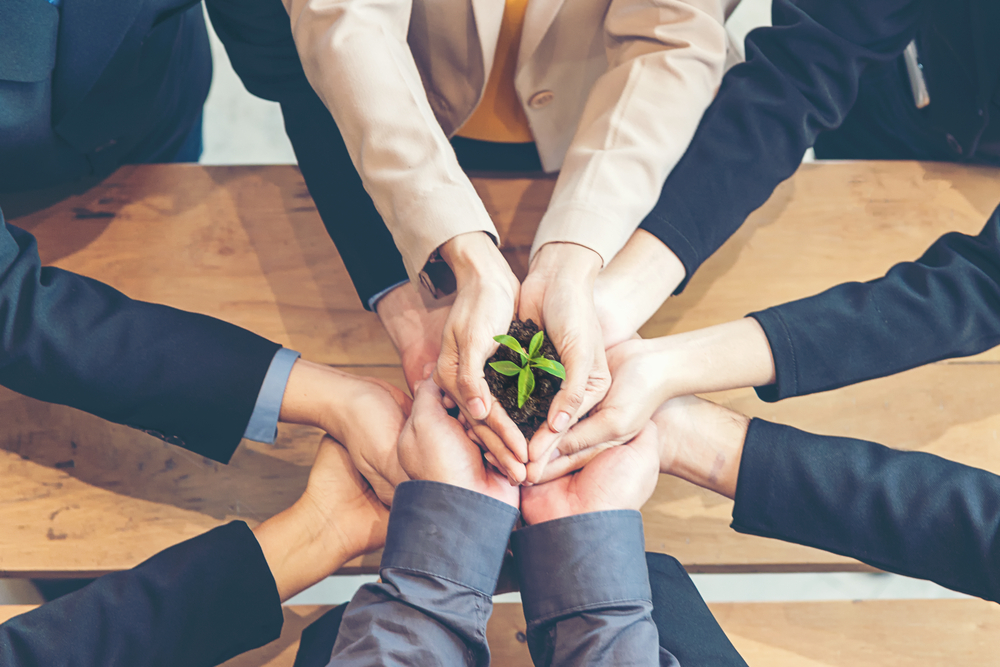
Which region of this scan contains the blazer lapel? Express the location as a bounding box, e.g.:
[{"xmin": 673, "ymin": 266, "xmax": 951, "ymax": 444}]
[
  {"xmin": 518, "ymin": 0, "xmax": 566, "ymax": 71},
  {"xmin": 52, "ymin": 0, "xmax": 144, "ymax": 121}
]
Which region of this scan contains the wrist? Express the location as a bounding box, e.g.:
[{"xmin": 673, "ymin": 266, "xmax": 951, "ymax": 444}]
[
  {"xmin": 280, "ymin": 360, "xmax": 353, "ymax": 437},
  {"xmin": 644, "ymin": 318, "xmax": 778, "ymax": 398},
  {"xmin": 252, "ymin": 498, "xmax": 351, "ymax": 602},
  {"xmin": 656, "ymin": 398, "xmax": 747, "ymax": 499},
  {"xmin": 530, "ymin": 242, "xmax": 603, "ymax": 283},
  {"xmin": 438, "ymin": 232, "xmax": 503, "ymax": 283}
]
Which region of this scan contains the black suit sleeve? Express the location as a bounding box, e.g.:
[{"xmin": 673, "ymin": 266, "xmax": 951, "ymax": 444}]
[
  {"xmin": 0, "ymin": 213, "xmax": 280, "ymax": 462},
  {"xmin": 749, "ymin": 204, "xmax": 1000, "ymax": 401},
  {"xmin": 204, "ymin": 0, "xmax": 409, "ymax": 309},
  {"xmin": 638, "ymin": 0, "xmax": 927, "ymax": 290},
  {"xmin": 0, "ymin": 522, "xmax": 284, "ymax": 667},
  {"xmin": 732, "ymin": 418, "xmax": 1000, "ymax": 602}
]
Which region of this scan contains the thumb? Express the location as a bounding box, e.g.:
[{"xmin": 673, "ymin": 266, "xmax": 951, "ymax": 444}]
[
  {"xmin": 557, "ymin": 408, "xmax": 638, "ymax": 458},
  {"xmin": 456, "ymin": 336, "xmax": 492, "ymax": 421},
  {"xmin": 547, "ymin": 348, "xmax": 588, "ymax": 434}
]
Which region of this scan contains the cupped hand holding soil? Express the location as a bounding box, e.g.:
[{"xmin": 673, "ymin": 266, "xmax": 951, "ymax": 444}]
[{"xmin": 484, "ymin": 319, "xmax": 563, "ymax": 441}]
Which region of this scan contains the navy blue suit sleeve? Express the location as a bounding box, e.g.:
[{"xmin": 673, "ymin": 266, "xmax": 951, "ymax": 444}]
[
  {"xmin": 0, "ymin": 213, "xmax": 280, "ymax": 462},
  {"xmin": 0, "ymin": 522, "xmax": 284, "ymax": 667},
  {"xmin": 750, "ymin": 204, "xmax": 1000, "ymax": 401},
  {"xmin": 733, "ymin": 419, "xmax": 1000, "ymax": 602},
  {"xmin": 639, "ymin": 0, "xmax": 926, "ymax": 290},
  {"xmin": 204, "ymin": 0, "xmax": 409, "ymax": 308}
]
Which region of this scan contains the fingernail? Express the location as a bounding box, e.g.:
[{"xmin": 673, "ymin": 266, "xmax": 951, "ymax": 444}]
[
  {"xmin": 552, "ymin": 411, "xmax": 571, "ymax": 432},
  {"xmin": 469, "ymin": 398, "xmax": 487, "ymax": 420},
  {"xmin": 549, "ymin": 449, "xmax": 563, "ymax": 462}
]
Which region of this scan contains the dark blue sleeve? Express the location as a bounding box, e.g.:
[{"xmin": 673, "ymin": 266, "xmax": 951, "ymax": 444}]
[
  {"xmin": 0, "ymin": 212, "xmax": 280, "ymax": 461},
  {"xmin": 639, "ymin": 0, "xmax": 927, "ymax": 290},
  {"xmin": 749, "ymin": 204, "xmax": 1000, "ymax": 401},
  {"xmin": 733, "ymin": 419, "xmax": 1000, "ymax": 602},
  {"xmin": 0, "ymin": 522, "xmax": 284, "ymax": 667},
  {"xmin": 204, "ymin": 0, "xmax": 409, "ymax": 308}
]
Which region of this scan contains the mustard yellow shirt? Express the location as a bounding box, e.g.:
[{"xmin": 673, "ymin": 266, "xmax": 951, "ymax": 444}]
[{"xmin": 455, "ymin": 0, "xmax": 534, "ymax": 143}]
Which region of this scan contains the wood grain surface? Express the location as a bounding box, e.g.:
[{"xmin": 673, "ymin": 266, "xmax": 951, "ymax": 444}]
[
  {"xmin": 1, "ymin": 161, "xmax": 999, "ymax": 577},
  {"xmin": 4, "ymin": 599, "xmax": 998, "ymax": 666}
]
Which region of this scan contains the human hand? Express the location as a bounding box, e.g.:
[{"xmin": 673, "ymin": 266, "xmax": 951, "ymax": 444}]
[
  {"xmin": 519, "ymin": 242, "xmax": 611, "ymax": 479},
  {"xmin": 433, "ymin": 231, "xmax": 528, "ymax": 483},
  {"xmin": 538, "ymin": 337, "xmax": 671, "ymax": 478},
  {"xmin": 593, "ymin": 229, "xmax": 686, "ymax": 346},
  {"xmin": 376, "ymin": 281, "xmax": 450, "ymax": 393},
  {"xmin": 532, "ymin": 318, "xmax": 777, "ymax": 482},
  {"xmin": 253, "ymin": 436, "xmax": 390, "ymax": 602},
  {"xmin": 280, "ymin": 360, "xmax": 411, "ymax": 504},
  {"xmin": 398, "ymin": 377, "xmax": 520, "ymax": 508},
  {"xmin": 520, "ymin": 422, "xmax": 660, "ymax": 525}
]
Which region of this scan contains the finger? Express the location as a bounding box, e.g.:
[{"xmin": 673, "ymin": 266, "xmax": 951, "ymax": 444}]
[
  {"xmin": 527, "ymin": 442, "xmax": 613, "ymax": 484},
  {"xmin": 483, "ymin": 400, "xmax": 528, "ymax": 465},
  {"xmin": 546, "ymin": 342, "xmax": 596, "ymax": 434},
  {"xmin": 524, "ymin": 425, "xmax": 567, "ymax": 483},
  {"xmin": 467, "ymin": 426, "xmax": 485, "ymax": 448},
  {"xmin": 455, "ymin": 338, "xmax": 493, "ymax": 421},
  {"xmin": 484, "ymin": 451, "xmax": 501, "ymax": 469},
  {"xmin": 411, "ymin": 374, "xmax": 449, "ymax": 418},
  {"xmin": 473, "ymin": 422, "xmax": 526, "ymax": 484},
  {"xmin": 557, "ymin": 408, "xmax": 638, "ymax": 458}
]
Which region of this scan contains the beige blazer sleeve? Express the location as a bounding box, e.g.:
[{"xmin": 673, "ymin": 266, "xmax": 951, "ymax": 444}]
[
  {"xmin": 528, "ymin": 0, "xmax": 729, "ymax": 266},
  {"xmin": 282, "ymin": 0, "xmax": 498, "ymax": 284}
]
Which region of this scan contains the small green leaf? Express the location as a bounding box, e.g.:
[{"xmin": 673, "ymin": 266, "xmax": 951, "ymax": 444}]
[
  {"xmin": 517, "ymin": 366, "xmax": 535, "ymax": 408},
  {"xmin": 528, "ymin": 331, "xmax": 544, "ymax": 358},
  {"xmin": 531, "ymin": 357, "xmax": 566, "ymax": 380},
  {"xmin": 488, "ymin": 360, "xmax": 522, "ymax": 376},
  {"xmin": 493, "ymin": 334, "xmax": 528, "ymax": 363}
]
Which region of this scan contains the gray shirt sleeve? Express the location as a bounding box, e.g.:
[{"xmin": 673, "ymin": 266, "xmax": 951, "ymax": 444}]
[
  {"xmin": 512, "ymin": 510, "xmax": 675, "ymax": 667},
  {"xmin": 328, "ymin": 481, "xmax": 519, "ymax": 667}
]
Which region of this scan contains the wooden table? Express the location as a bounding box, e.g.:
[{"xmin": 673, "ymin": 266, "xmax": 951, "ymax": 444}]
[
  {"xmin": 5, "ymin": 598, "xmax": 1000, "ymax": 666},
  {"xmin": 1, "ymin": 161, "xmax": 999, "ymax": 577}
]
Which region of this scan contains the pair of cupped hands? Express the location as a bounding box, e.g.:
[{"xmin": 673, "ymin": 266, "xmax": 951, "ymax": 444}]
[
  {"xmin": 327, "ymin": 374, "xmax": 662, "ymax": 524},
  {"xmin": 382, "ymin": 231, "xmax": 693, "ymax": 491}
]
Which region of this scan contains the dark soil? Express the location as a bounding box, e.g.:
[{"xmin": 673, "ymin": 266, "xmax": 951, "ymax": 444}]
[{"xmin": 484, "ymin": 319, "xmax": 562, "ymax": 440}]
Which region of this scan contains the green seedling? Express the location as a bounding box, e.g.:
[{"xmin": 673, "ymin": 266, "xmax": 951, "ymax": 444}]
[{"xmin": 488, "ymin": 331, "xmax": 566, "ymax": 408}]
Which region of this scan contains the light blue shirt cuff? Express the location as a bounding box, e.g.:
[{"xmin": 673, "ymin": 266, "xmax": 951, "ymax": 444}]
[
  {"xmin": 367, "ymin": 280, "xmax": 409, "ymax": 311},
  {"xmin": 243, "ymin": 348, "xmax": 301, "ymax": 444}
]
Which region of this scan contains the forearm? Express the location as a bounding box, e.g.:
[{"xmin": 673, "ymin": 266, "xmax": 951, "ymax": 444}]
[
  {"xmin": 0, "ymin": 220, "xmax": 278, "ymax": 463},
  {"xmin": 206, "ymin": 0, "xmax": 409, "ymax": 307},
  {"xmin": 751, "ymin": 206, "xmax": 1000, "ymax": 401},
  {"xmin": 0, "ymin": 523, "xmax": 283, "ymax": 667},
  {"xmin": 733, "ymin": 419, "xmax": 1000, "ymax": 602},
  {"xmin": 652, "ymin": 318, "xmax": 775, "ymax": 396},
  {"xmin": 283, "ymin": 0, "xmax": 495, "ymax": 282},
  {"xmin": 594, "ymin": 229, "xmax": 686, "ymax": 345},
  {"xmin": 531, "ymin": 0, "xmax": 727, "ymax": 267},
  {"xmin": 637, "ymin": 0, "xmax": 922, "ymax": 288},
  {"xmin": 252, "ymin": 497, "xmax": 356, "ymax": 603}
]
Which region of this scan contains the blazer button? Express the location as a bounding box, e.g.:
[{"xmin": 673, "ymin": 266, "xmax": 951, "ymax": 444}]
[{"xmin": 528, "ymin": 90, "xmax": 555, "ymax": 109}]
